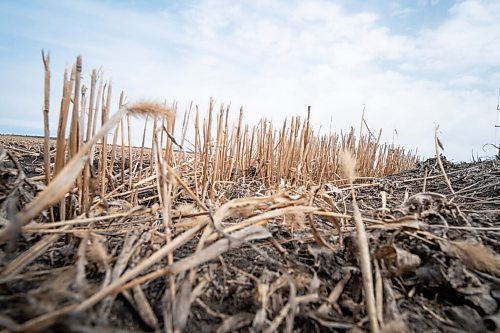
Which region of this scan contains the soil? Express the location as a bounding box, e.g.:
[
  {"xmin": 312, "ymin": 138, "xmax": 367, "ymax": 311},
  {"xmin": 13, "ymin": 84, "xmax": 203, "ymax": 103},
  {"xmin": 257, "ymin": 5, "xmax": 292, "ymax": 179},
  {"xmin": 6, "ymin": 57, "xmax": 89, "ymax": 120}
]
[{"xmin": 0, "ymin": 134, "xmax": 499, "ymax": 333}]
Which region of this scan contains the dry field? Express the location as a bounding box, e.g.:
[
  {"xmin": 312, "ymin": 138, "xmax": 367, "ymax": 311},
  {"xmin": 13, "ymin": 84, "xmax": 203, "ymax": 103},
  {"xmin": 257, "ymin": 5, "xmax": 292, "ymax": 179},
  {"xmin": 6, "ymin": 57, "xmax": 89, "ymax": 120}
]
[{"xmin": 0, "ymin": 56, "xmax": 499, "ymax": 333}]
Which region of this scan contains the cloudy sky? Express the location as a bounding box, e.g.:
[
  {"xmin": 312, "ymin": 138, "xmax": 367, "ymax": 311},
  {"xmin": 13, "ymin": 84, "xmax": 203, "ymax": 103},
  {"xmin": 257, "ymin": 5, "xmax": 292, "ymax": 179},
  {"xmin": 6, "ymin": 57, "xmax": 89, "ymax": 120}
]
[{"xmin": 1, "ymin": 0, "xmax": 499, "ymax": 161}]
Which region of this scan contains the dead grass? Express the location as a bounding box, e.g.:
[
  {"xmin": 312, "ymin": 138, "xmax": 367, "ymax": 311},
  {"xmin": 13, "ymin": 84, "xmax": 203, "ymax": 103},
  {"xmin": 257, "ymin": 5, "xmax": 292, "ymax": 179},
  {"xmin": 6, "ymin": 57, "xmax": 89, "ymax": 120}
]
[{"xmin": 0, "ymin": 55, "xmax": 431, "ymax": 332}]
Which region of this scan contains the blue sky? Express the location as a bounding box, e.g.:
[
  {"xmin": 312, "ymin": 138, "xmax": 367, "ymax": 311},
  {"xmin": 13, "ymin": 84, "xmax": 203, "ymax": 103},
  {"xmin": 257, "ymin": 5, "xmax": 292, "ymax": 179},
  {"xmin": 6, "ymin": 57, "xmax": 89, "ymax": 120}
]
[{"xmin": 1, "ymin": 0, "xmax": 499, "ymax": 161}]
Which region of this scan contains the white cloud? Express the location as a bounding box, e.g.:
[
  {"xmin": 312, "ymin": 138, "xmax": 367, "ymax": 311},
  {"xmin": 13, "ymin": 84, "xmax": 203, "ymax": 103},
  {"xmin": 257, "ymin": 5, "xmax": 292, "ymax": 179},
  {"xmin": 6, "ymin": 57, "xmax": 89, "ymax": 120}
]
[
  {"xmin": 408, "ymin": 1, "xmax": 500, "ymax": 72},
  {"xmin": 390, "ymin": 4, "xmax": 415, "ymax": 18}
]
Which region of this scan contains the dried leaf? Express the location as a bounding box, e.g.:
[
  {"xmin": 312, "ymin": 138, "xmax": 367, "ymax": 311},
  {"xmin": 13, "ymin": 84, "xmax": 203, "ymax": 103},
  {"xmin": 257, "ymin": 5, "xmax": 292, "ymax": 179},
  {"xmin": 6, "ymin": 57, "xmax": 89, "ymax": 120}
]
[{"xmin": 375, "ymin": 245, "xmax": 421, "ymax": 276}]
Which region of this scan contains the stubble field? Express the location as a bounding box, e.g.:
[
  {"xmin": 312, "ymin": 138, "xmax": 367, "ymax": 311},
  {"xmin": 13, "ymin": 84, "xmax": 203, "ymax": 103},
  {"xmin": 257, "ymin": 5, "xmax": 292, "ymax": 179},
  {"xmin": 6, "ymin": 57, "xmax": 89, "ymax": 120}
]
[{"xmin": 1, "ymin": 134, "xmax": 499, "ymax": 333}]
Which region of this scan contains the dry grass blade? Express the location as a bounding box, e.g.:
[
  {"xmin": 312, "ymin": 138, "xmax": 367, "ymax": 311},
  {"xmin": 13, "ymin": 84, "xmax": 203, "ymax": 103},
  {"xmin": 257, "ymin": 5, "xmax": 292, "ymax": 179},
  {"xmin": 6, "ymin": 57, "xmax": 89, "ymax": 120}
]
[
  {"xmin": 172, "ymin": 275, "xmax": 195, "ymax": 332},
  {"xmin": 262, "ymin": 294, "xmax": 319, "ymax": 333},
  {"xmin": 6, "ymin": 304, "xmax": 78, "ymax": 333},
  {"xmin": 317, "ymin": 270, "xmax": 352, "ymax": 315},
  {"xmin": 114, "ymin": 225, "xmax": 273, "ymax": 293},
  {"xmin": 13, "ymin": 155, "xmax": 89, "ymax": 227},
  {"xmin": 99, "ymin": 231, "xmax": 142, "ymax": 318},
  {"xmin": 73, "ymin": 222, "xmax": 206, "ymax": 313},
  {"xmin": 41, "ymin": 49, "xmax": 51, "ymax": 187},
  {"xmin": 342, "ymin": 149, "xmax": 379, "ymax": 333},
  {"xmin": 217, "ymin": 313, "xmax": 254, "ymax": 333},
  {"xmin": 218, "ymin": 206, "xmax": 319, "ymax": 237},
  {"xmin": 131, "ymin": 285, "xmax": 159, "ymax": 329},
  {"xmin": 13, "ymin": 108, "xmax": 126, "ymax": 227},
  {"xmin": 307, "ymin": 186, "xmax": 338, "ymax": 250},
  {"xmin": 352, "ymin": 202, "xmax": 380, "ymax": 333},
  {"xmin": 11, "ymin": 101, "xmax": 172, "ymax": 229},
  {"xmin": 374, "ymin": 261, "xmax": 383, "ymax": 325},
  {"xmin": 168, "ymin": 225, "xmax": 271, "ymax": 275},
  {"xmin": 441, "ymin": 240, "xmax": 500, "ymax": 276},
  {"xmin": 74, "ymin": 232, "xmax": 89, "ymax": 290},
  {"xmin": 21, "ymin": 211, "xmax": 136, "ymax": 231},
  {"xmin": 434, "ymin": 126, "xmax": 455, "ymax": 195}
]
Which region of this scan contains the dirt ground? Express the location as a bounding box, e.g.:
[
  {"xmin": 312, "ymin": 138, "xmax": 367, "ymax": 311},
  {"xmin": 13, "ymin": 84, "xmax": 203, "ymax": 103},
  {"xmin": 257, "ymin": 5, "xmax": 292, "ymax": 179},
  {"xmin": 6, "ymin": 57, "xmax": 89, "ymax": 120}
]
[{"xmin": 1, "ymin": 134, "xmax": 499, "ymax": 333}]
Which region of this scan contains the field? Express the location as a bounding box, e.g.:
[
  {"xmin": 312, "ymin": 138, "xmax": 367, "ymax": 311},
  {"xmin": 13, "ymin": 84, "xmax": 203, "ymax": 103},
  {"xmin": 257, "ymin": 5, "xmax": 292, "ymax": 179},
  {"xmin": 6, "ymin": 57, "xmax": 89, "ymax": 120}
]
[{"xmin": 1, "ymin": 56, "xmax": 500, "ymax": 333}]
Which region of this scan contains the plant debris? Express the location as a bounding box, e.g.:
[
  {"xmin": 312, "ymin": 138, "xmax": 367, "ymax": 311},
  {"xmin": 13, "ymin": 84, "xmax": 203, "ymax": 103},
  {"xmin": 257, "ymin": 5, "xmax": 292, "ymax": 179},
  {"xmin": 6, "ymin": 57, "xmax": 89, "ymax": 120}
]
[
  {"xmin": 0, "ymin": 135, "xmax": 499, "ymax": 333},
  {"xmin": 0, "ymin": 55, "xmax": 498, "ymax": 333}
]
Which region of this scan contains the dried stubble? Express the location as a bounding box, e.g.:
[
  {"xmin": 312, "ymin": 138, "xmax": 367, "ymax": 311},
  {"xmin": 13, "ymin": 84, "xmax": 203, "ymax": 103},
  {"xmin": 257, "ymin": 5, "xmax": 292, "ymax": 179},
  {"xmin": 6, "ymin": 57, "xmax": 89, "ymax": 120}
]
[{"xmin": 0, "ymin": 55, "xmax": 420, "ymax": 332}]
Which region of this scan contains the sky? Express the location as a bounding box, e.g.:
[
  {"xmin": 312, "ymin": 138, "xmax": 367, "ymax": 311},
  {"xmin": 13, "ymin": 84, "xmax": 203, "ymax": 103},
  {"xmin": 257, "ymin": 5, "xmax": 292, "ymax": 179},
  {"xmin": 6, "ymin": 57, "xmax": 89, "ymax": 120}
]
[{"xmin": 1, "ymin": 0, "xmax": 500, "ymax": 161}]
